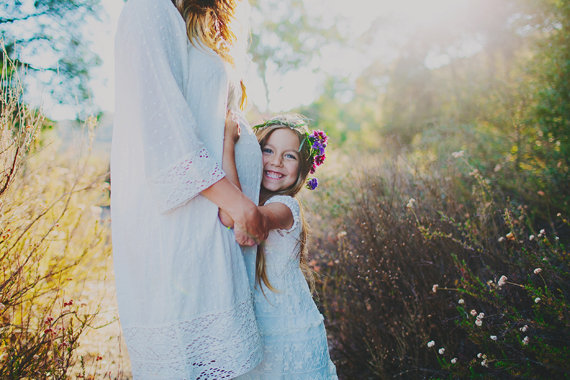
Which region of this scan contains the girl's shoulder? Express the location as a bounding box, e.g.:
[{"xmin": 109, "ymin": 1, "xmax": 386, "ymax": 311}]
[{"xmin": 265, "ymin": 195, "xmax": 300, "ymax": 234}]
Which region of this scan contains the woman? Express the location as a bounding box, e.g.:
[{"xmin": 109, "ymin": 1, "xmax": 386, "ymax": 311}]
[{"xmin": 111, "ymin": 0, "xmax": 267, "ymax": 378}]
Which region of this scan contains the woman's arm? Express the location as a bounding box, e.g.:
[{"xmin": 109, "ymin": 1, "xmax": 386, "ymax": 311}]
[{"xmin": 219, "ymin": 111, "xmax": 242, "ymax": 228}]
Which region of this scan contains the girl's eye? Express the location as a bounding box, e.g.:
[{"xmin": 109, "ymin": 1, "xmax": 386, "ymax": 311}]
[
  {"xmin": 262, "ymin": 148, "xmax": 273, "ymax": 154},
  {"xmin": 285, "ymin": 153, "xmax": 298, "ymax": 160}
]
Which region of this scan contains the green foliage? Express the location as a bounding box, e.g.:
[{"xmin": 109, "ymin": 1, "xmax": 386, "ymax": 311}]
[
  {"xmin": 307, "ymin": 153, "xmax": 570, "ymax": 379},
  {"xmin": 0, "ymin": 0, "xmax": 102, "ymax": 107}
]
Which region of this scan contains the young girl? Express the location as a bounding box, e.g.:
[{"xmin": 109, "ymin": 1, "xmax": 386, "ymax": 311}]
[{"xmin": 220, "ymin": 112, "xmax": 338, "ymax": 379}]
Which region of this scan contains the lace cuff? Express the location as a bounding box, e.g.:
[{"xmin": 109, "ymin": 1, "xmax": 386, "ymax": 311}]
[
  {"xmin": 148, "ymin": 148, "xmax": 225, "ymax": 214},
  {"xmin": 265, "ymin": 195, "xmax": 300, "ymax": 234}
]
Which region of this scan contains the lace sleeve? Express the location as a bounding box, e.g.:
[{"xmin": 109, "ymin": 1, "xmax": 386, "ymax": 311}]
[
  {"xmin": 115, "ymin": 0, "xmax": 225, "ymax": 214},
  {"xmin": 265, "ymin": 195, "xmax": 300, "ymax": 234}
]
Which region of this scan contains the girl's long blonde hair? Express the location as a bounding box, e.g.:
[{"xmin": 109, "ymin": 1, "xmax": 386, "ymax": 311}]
[
  {"xmin": 174, "ymin": 0, "xmax": 249, "ymax": 110},
  {"xmin": 254, "ymin": 115, "xmax": 316, "ymax": 294}
]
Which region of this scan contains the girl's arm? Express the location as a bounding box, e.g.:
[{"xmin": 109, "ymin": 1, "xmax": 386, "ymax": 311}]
[
  {"xmin": 219, "ymin": 110, "xmax": 242, "ymax": 228},
  {"xmin": 258, "ymin": 202, "xmax": 294, "ymax": 231}
]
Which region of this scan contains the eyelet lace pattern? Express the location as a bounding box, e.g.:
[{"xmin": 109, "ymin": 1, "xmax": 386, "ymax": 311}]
[{"xmin": 236, "ymin": 196, "xmax": 338, "ymax": 379}]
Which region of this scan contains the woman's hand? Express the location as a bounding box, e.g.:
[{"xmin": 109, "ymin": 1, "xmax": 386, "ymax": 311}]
[{"xmin": 225, "ymin": 110, "xmax": 241, "ymax": 145}]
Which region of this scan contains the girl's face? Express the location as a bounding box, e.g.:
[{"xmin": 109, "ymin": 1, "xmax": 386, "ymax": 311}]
[{"xmin": 261, "ymin": 128, "xmax": 301, "ymax": 192}]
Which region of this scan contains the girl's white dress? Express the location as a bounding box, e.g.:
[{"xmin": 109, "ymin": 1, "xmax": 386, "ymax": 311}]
[
  {"xmin": 237, "ymin": 195, "xmax": 338, "ymax": 380},
  {"xmin": 111, "ymin": 0, "xmax": 262, "ymax": 378}
]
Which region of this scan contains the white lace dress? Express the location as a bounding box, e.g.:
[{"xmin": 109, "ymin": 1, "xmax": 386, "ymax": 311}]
[
  {"xmin": 111, "ymin": 0, "xmax": 262, "ymax": 378},
  {"xmin": 237, "ymin": 195, "xmax": 338, "ymax": 380}
]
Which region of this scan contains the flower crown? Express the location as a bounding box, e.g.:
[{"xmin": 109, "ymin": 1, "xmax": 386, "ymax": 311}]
[{"xmin": 253, "ymin": 118, "xmax": 328, "ymax": 190}]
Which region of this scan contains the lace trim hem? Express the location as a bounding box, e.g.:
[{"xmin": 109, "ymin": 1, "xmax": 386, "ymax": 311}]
[
  {"xmin": 123, "ymin": 299, "xmax": 262, "ymax": 379},
  {"xmin": 149, "ymin": 148, "xmax": 225, "ymax": 214}
]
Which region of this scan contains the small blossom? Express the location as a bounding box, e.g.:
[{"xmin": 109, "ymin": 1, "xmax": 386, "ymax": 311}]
[
  {"xmin": 494, "ymin": 164, "xmax": 502, "ymax": 172},
  {"xmin": 506, "ymin": 232, "xmax": 515, "ymax": 240},
  {"xmin": 451, "ymin": 358, "xmax": 457, "ymax": 364},
  {"xmin": 534, "ymin": 268, "xmax": 542, "ymax": 274},
  {"xmin": 427, "ymin": 340, "xmax": 435, "ymax": 348},
  {"xmin": 452, "ymin": 151, "xmax": 465, "ymax": 158},
  {"xmin": 529, "ymin": 235, "xmax": 535, "ymax": 241},
  {"xmin": 555, "ymin": 236, "xmax": 559, "ymax": 240},
  {"xmin": 490, "ymin": 335, "xmax": 497, "ymax": 341},
  {"xmin": 520, "ymin": 325, "xmax": 528, "ymax": 332},
  {"xmin": 498, "ymin": 275, "xmax": 507, "ymax": 287},
  {"xmin": 498, "ymin": 237, "xmax": 505, "ymax": 242},
  {"xmin": 475, "ymin": 319, "xmax": 483, "ymax": 327},
  {"xmin": 432, "ymin": 284, "xmax": 439, "ymax": 293},
  {"xmin": 537, "ymin": 190, "xmax": 545, "ymax": 196},
  {"xmin": 33, "ymin": 354, "xmax": 39, "ymax": 360},
  {"xmin": 458, "ymin": 299, "xmax": 464, "ymax": 304},
  {"xmin": 557, "ymin": 213, "xmax": 562, "ymax": 217},
  {"xmin": 478, "ymin": 313, "xmax": 485, "ymax": 319},
  {"xmin": 523, "ymin": 336, "xmax": 529, "ymax": 345},
  {"xmin": 477, "ymin": 353, "xmax": 482, "ymax": 358},
  {"xmin": 540, "ymin": 229, "xmax": 545, "ymax": 235},
  {"xmin": 481, "ymin": 359, "xmax": 488, "ymax": 367},
  {"xmin": 470, "ymin": 309, "xmax": 477, "ymax": 316},
  {"xmin": 406, "ymin": 198, "xmax": 416, "ymax": 208},
  {"xmin": 306, "ymin": 178, "xmax": 318, "ymax": 190},
  {"xmin": 0, "ymin": 303, "xmax": 5, "ymax": 311},
  {"xmin": 535, "ymin": 297, "xmax": 541, "ymax": 303},
  {"xmin": 439, "ymin": 348, "xmax": 445, "ymax": 355}
]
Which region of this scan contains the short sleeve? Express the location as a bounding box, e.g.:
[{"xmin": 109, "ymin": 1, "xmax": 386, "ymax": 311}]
[
  {"xmin": 265, "ymin": 195, "xmax": 300, "ymax": 234},
  {"xmin": 114, "ymin": 0, "xmax": 225, "ymax": 214}
]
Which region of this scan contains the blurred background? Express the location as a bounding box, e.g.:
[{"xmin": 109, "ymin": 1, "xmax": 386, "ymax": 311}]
[{"xmin": 1, "ymin": 0, "xmax": 569, "ymax": 378}]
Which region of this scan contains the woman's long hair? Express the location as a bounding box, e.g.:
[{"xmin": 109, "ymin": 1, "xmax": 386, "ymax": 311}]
[
  {"xmin": 174, "ymin": 0, "xmax": 249, "ymax": 110},
  {"xmin": 254, "ymin": 115, "xmax": 316, "ymax": 295}
]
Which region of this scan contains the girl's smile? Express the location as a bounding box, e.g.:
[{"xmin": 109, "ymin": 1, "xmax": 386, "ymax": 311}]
[{"xmin": 261, "ymin": 128, "xmax": 301, "ymax": 192}]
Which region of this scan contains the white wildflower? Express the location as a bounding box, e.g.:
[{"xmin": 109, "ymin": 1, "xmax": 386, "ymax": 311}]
[
  {"xmin": 557, "ymin": 212, "xmax": 561, "ymax": 217},
  {"xmin": 491, "ymin": 335, "xmax": 497, "ymax": 341},
  {"xmin": 540, "ymin": 229, "xmax": 545, "ymax": 235},
  {"xmin": 438, "ymin": 348, "xmax": 445, "ymax": 355},
  {"xmin": 523, "ymin": 336, "xmax": 529, "ymax": 345},
  {"xmin": 477, "ymin": 353, "xmax": 482, "ymax": 358},
  {"xmin": 498, "ymin": 275, "xmax": 507, "ymax": 287},
  {"xmin": 498, "ymin": 237, "xmax": 505, "ymax": 242},
  {"xmin": 475, "ymin": 319, "xmax": 483, "ymax": 327},
  {"xmin": 470, "ymin": 309, "xmax": 477, "ymax": 316},
  {"xmin": 33, "ymin": 354, "xmax": 39, "ymax": 360},
  {"xmin": 406, "ymin": 198, "xmax": 416, "ymax": 208},
  {"xmin": 478, "ymin": 313, "xmax": 485, "ymax": 319},
  {"xmin": 432, "ymin": 284, "xmax": 439, "ymax": 293},
  {"xmin": 520, "ymin": 325, "xmax": 528, "ymax": 332},
  {"xmin": 535, "ymin": 297, "xmax": 541, "ymax": 303},
  {"xmin": 451, "ymin": 358, "xmax": 457, "ymax": 364},
  {"xmin": 529, "ymin": 235, "xmax": 535, "ymax": 241},
  {"xmin": 452, "ymin": 151, "xmax": 465, "ymax": 158},
  {"xmin": 555, "ymin": 236, "xmax": 559, "ymax": 240},
  {"xmin": 534, "ymin": 268, "xmax": 542, "ymax": 274},
  {"xmin": 481, "ymin": 359, "xmax": 488, "ymax": 367},
  {"xmin": 458, "ymin": 299, "xmax": 464, "ymax": 304},
  {"xmin": 427, "ymin": 340, "xmax": 435, "ymax": 348}
]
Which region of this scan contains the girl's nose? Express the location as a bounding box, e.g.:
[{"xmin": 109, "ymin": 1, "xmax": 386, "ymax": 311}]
[{"xmin": 271, "ymin": 155, "xmax": 283, "ymax": 167}]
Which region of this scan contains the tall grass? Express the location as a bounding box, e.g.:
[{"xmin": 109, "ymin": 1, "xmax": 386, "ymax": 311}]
[
  {"xmin": 307, "ymin": 151, "xmax": 569, "ymax": 379},
  {"xmin": 0, "ymin": 51, "xmax": 114, "ymax": 379}
]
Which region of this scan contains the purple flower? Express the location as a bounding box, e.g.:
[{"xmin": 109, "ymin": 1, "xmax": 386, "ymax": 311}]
[
  {"xmin": 312, "ymin": 130, "xmax": 328, "ymax": 146},
  {"xmin": 306, "ymin": 177, "xmax": 318, "ymax": 190}
]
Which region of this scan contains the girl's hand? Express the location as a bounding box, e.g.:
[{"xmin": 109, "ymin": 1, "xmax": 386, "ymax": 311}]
[{"xmin": 225, "ymin": 110, "xmax": 241, "ymax": 145}]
